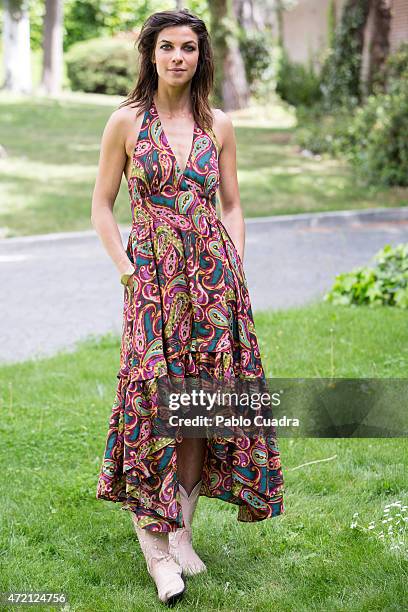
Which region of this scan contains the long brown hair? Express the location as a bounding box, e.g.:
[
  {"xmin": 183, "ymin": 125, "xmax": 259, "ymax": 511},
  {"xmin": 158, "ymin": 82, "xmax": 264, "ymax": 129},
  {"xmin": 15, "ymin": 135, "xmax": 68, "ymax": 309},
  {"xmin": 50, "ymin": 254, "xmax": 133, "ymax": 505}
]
[{"xmin": 118, "ymin": 9, "xmax": 215, "ymax": 132}]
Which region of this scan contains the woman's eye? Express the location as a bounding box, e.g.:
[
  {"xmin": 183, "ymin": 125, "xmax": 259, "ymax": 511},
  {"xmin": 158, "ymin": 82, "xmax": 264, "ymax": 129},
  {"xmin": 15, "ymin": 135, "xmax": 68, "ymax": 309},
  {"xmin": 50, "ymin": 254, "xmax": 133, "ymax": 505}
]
[{"xmin": 160, "ymin": 44, "xmax": 195, "ymax": 51}]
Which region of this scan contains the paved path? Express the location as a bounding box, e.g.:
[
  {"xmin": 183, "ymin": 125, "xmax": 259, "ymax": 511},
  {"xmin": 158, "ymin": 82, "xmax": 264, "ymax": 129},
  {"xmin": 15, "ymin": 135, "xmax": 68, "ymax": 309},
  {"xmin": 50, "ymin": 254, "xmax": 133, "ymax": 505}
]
[{"xmin": 1, "ymin": 207, "xmax": 407, "ymax": 365}]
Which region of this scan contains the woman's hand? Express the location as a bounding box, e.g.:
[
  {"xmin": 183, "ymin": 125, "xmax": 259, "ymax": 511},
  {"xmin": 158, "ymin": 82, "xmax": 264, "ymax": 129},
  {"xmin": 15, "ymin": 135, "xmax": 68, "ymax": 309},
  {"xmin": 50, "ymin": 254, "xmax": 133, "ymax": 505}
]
[
  {"xmin": 125, "ymin": 271, "xmax": 135, "ymax": 287},
  {"xmin": 118, "ymin": 257, "xmax": 136, "ymax": 287}
]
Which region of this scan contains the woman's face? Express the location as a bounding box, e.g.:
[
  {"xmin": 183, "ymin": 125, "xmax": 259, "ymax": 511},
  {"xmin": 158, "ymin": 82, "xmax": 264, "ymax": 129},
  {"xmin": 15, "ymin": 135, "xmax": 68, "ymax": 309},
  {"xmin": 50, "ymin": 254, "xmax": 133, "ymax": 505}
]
[{"xmin": 153, "ymin": 25, "xmax": 199, "ymax": 86}]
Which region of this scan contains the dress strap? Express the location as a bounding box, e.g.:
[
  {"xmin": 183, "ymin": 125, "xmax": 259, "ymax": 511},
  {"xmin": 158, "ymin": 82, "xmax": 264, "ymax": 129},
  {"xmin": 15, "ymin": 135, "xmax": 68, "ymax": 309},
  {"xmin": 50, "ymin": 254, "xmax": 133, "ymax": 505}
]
[{"xmin": 207, "ymin": 125, "xmax": 221, "ymax": 155}]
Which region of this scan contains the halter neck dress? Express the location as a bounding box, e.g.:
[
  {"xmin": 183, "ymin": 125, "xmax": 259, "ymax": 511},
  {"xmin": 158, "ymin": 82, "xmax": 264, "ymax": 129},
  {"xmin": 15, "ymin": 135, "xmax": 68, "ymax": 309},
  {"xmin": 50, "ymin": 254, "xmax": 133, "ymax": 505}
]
[{"xmin": 96, "ymin": 98, "xmax": 285, "ymax": 531}]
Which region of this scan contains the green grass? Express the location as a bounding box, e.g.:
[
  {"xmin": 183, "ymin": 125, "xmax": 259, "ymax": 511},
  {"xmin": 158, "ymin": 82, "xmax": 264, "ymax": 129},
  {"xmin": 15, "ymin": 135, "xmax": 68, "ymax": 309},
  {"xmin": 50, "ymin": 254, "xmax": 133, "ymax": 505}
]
[
  {"xmin": 1, "ymin": 92, "xmax": 407, "ymax": 238},
  {"xmin": 1, "ymin": 301, "xmax": 407, "ymax": 610}
]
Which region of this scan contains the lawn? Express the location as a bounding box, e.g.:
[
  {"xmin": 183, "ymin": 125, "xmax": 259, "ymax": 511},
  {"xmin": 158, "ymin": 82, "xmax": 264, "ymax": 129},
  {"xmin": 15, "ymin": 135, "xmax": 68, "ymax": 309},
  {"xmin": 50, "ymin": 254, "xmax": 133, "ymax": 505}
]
[
  {"xmin": 0, "ymin": 301, "xmax": 407, "ymax": 611},
  {"xmin": 1, "ymin": 91, "xmax": 407, "ymax": 238}
]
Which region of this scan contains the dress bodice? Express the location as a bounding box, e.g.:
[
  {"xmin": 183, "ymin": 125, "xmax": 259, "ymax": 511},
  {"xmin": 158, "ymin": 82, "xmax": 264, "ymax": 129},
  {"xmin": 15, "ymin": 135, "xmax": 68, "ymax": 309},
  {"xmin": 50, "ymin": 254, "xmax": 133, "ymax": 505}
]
[{"xmin": 127, "ymin": 100, "xmax": 221, "ymax": 223}]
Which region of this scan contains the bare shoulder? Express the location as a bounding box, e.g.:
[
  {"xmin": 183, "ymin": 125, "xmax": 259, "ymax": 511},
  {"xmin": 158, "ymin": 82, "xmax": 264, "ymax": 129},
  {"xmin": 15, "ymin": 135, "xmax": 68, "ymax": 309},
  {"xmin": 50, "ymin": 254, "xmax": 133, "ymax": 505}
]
[
  {"xmin": 210, "ymin": 108, "xmax": 234, "ymax": 152},
  {"xmin": 104, "ymin": 105, "xmax": 128, "ymax": 133},
  {"xmin": 113, "ymin": 103, "xmax": 145, "ymax": 125},
  {"xmin": 212, "ymin": 107, "xmax": 233, "ymax": 127},
  {"xmin": 105, "ymin": 104, "xmax": 145, "ymax": 156},
  {"xmin": 100, "ymin": 106, "xmax": 127, "ymax": 149}
]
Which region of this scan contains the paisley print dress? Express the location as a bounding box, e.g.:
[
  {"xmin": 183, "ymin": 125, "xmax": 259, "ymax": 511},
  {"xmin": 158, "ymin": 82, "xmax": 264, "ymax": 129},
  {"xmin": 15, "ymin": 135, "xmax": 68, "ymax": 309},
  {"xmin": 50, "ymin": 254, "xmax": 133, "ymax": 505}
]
[{"xmin": 95, "ymin": 99, "xmax": 285, "ymax": 532}]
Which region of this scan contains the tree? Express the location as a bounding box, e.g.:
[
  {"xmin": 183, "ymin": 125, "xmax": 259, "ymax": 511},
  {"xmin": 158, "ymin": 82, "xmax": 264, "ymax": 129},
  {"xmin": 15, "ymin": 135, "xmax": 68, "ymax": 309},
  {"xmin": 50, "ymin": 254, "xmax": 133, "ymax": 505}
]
[
  {"xmin": 274, "ymin": 0, "xmax": 284, "ymax": 49},
  {"xmin": 367, "ymin": 0, "xmax": 391, "ymax": 95},
  {"xmin": 2, "ymin": 0, "xmax": 32, "ymax": 93},
  {"xmin": 320, "ymin": 0, "xmax": 371, "ymax": 109},
  {"xmin": 40, "ymin": 0, "xmax": 64, "ymax": 95},
  {"xmin": 327, "ymin": 0, "xmax": 337, "ymax": 50},
  {"xmin": 208, "ymin": 0, "xmax": 249, "ymax": 110}
]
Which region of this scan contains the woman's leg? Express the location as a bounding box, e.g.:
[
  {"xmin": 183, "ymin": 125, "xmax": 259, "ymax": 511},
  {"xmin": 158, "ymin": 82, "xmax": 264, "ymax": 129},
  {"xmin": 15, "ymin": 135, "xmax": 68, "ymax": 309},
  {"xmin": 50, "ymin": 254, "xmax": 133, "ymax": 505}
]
[{"xmin": 176, "ymin": 437, "xmax": 206, "ymax": 494}]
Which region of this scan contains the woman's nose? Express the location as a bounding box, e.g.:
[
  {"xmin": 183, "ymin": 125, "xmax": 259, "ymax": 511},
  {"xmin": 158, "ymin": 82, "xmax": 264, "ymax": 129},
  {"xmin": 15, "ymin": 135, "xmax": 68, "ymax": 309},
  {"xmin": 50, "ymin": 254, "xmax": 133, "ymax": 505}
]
[{"xmin": 172, "ymin": 49, "xmax": 183, "ymax": 60}]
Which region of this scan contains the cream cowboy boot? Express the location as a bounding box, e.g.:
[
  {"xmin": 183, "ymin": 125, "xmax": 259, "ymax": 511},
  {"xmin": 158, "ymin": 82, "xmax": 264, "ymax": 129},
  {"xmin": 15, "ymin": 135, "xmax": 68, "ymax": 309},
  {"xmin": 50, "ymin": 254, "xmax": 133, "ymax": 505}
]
[
  {"xmin": 168, "ymin": 480, "xmax": 207, "ymax": 576},
  {"xmin": 131, "ymin": 513, "xmax": 186, "ymax": 606}
]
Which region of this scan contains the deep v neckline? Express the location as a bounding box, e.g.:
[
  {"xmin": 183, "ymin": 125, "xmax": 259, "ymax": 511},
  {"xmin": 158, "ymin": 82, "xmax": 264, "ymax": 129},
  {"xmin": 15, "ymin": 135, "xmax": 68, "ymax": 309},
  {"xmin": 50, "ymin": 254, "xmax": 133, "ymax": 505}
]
[{"xmin": 152, "ymin": 99, "xmax": 196, "ymax": 178}]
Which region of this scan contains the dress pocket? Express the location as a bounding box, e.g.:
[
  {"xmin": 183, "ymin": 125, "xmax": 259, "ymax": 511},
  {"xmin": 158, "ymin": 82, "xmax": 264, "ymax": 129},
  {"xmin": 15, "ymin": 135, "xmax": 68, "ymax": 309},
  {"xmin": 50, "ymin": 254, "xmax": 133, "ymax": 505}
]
[
  {"xmin": 232, "ymin": 241, "xmax": 243, "ymax": 266},
  {"xmin": 219, "ymin": 221, "xmax": 244, "ymax": 267}
]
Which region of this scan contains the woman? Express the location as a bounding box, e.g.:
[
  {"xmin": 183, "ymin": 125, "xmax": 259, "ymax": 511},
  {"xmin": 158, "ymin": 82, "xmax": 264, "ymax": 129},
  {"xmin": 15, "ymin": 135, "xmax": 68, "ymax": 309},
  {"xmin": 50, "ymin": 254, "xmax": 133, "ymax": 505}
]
[{"xmin": 92, "ymin": 8, "xmax": 284, "ymax": 606}]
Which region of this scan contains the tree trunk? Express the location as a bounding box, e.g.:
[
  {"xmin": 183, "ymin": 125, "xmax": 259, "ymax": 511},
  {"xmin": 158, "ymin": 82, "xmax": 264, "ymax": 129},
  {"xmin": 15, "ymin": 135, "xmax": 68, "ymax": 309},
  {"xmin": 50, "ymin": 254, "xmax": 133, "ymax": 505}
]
[
  {"xmin": 234, "ymin": 0, "xmax": 266, "ymax": 31},
  {"xmin": 2, "ymin": 0, "xmax": 32, "ymax": 93},
  {"xmin": 327, "ymin": 0, "xmax": 337, "ymax": 50},
  {"xmin": 275, "ymin": 0, "xmax": 284, "ymax": 48},
  {"xmin": 208, "ymin": 0, "xmax": 249, "ymax": 111},
  {"xmin": 41, "ymin": 0, "xmax": 64, "ymax": 96},
  {"xmin": 321, "ymin": 0, "xmax": 371, "ymax": 109},
  {"xmin": 367, "ymin": 0, "xmax": 391, "ymax": 94}
]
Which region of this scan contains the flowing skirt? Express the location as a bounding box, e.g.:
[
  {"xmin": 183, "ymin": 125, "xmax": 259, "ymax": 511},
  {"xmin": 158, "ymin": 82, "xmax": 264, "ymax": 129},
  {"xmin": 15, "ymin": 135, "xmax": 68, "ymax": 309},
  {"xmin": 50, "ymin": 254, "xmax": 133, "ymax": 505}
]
[{"xmin": 96, "ymin": 210, "xmax": 285, "ymax": 532}]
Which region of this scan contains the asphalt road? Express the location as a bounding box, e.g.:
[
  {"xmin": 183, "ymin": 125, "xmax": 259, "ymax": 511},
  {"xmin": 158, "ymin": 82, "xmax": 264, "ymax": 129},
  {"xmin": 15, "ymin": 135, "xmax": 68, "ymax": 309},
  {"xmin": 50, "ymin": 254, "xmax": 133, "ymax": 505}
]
[{"xmin": 1, "ymin": 207, "xmax": 407, "ymax": 365}]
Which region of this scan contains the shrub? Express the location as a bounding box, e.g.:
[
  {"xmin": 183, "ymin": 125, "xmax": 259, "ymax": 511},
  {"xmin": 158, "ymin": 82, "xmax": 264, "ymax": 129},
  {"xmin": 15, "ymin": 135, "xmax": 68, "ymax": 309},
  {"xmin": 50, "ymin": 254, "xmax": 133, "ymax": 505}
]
[
  {"xmin": 383, "ymin": 41, "xmax": 408, "ymax": 94},
  {"xmin": 295, "ymin": 43, "xmax": 408, "ymax": 186},
  {"xmin": 238, "ymin": 28, "xmax": 275, "ymax": 99},
  {"xmin": 295, "ymin": 103, "xmax": 356, "ymax": 157},
  {"xmin": 347, "ymin": 79, "xmax": 408, "ymax": 186},
  {"xmin": 343, "ymin": 44, "xmax": 408, "ymax": 186},
  {"xmin": 275, "ymin": 48, "xmax": 322, "ymax": 108},
  {"xmin": 65, "ymin": 36, "xmax": 138, "ymax": 95},
  {"xmin": 324, "ymin": 243, "xmax": 408, "ymax": 309}
]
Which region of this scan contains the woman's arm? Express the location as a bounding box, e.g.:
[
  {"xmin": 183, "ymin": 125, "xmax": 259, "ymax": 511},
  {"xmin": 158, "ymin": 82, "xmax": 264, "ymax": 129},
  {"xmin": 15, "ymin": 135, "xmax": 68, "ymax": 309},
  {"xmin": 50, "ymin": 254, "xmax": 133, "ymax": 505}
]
[
  {"xmin": 216, "ymin": 110, "xmax": 245, "ymax": 263},
  {"xmin": 91, "ymin": 109, "xmax": 133, "ymax": 278}
]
